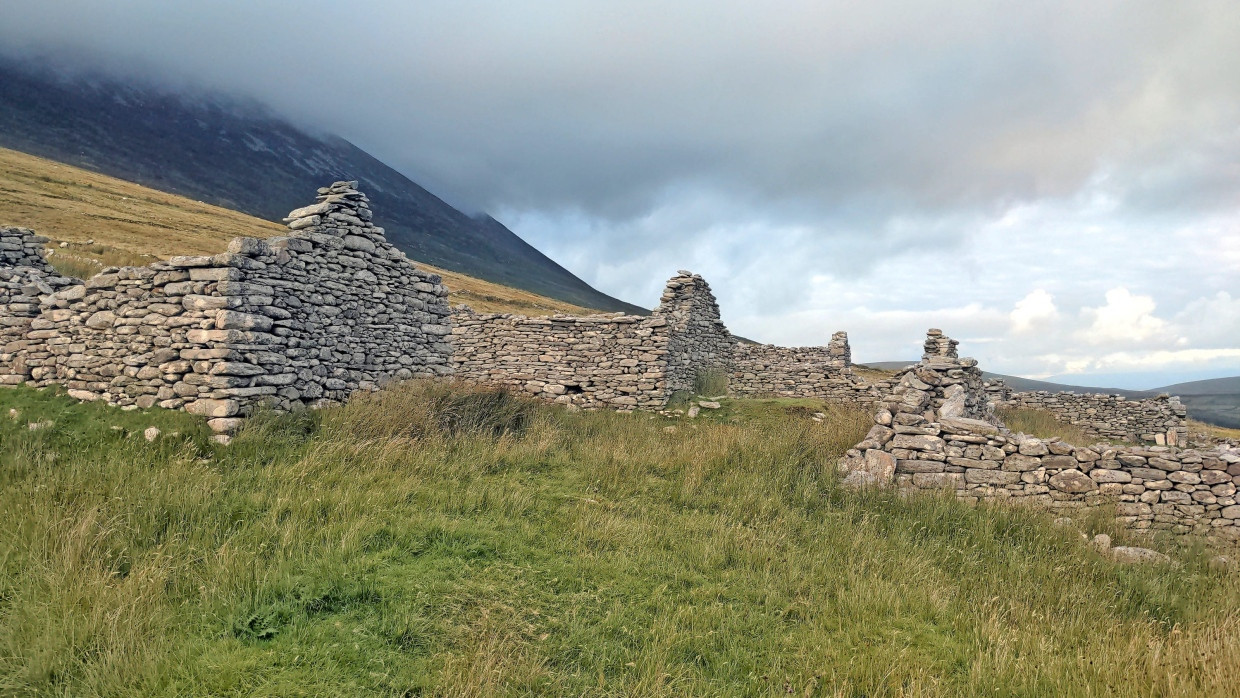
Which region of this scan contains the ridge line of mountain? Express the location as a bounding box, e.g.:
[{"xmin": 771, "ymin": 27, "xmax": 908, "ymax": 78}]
[{"xmin": 0, "ymin": 55, "xmax": 646, "ymax": 315}]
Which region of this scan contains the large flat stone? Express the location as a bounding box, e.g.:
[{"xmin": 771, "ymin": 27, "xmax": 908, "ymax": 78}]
[
  {"xmin": 891, "ymin": 434, "xmax": 945, "ymax": 453},
  {"xmin": 1049, "ymin": 469, "xmax": 1097, "ymax": 494},
  {"xmin": 185, "ymin": 398, "xmax": 240, "ymax": 418},
  {"xmin": 938, "ymin": 416, "xmax": 999, "ymax": 436},
  {"xmin": 965, "ymin": 469, "xmax": 1021, "ymax": 485}
]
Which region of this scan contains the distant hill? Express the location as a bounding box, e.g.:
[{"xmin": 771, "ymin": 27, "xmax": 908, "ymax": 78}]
[
  {"xmin": 1150, "ymin": 377, "xmax": 1240, "ymax": 429},
  {"xmin": 1153, "ymin": 376, "xmax": 1240, "ymax": 396},
  {"xmin": 0, "ymin": 57, "xmax": 646, "ymax": 315},
  {"xmin": 980, "ymin": 374, "xmax": 1156, "ymax": 399},
  {"xmin": 859, "ymin": 362, "xmax": 1240, "ymax": 428}
]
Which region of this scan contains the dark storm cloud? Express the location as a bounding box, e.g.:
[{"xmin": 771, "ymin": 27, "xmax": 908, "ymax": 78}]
[
  {"xmin": 3, "ymin": 1, "xmax": 1237, "ymax": 222},
  {"xmin": 2, "ymin": 1, "xmax": 1238, "ymax": 381}
]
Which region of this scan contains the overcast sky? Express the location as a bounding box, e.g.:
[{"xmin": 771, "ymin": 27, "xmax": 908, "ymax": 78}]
[{"xmin": 2, "ymin": 1, "xmax": 1238, "ymax": 387}]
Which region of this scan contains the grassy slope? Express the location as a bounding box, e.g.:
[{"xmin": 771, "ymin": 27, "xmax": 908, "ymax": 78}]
[
  {"xmin": 0, "ymin": 147, "xmax": 597, "ymax": 316},
  {"xmin": 2, "ymin": 384, "xmax": 1239, "ymax": 696},
  {"xmin": 1189, "ymin": 419, "xmax": 1240, "ymax": 442}
]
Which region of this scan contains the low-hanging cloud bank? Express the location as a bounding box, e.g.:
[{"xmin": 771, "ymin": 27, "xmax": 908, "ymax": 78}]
[{"xmin": 1, "ymin": 1, "xmax": 1237, "ymax": 384}]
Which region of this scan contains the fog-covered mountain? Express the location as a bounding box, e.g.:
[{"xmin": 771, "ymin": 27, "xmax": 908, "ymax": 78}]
[{"xmin": 0, "ymin": 57, "xmax": 645, "ymax": 314}]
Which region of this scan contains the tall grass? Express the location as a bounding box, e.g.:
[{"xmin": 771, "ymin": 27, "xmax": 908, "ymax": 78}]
[
  {"xmin": 2, "ymin": 383, "xmax": 1239, "ymax": 696},
  {"xmin": 998, "ymin": 406, "xmax": 1102, "ymax": 445},
  {"xmin": 1189, "ymin": 418, "xmax": 1240, "ymax": 442},
  {"xmin": 45, "ymin": 245, "xmax": 152, "ymax": 279},
  {"xmin": 692, "ymin": 367, "xmax": 729, "ymax": 397},
  {"xmin": 46, "ymin": 253, "xmax": 102, "ymax": 279},
  {"xmin": 328, "ymin": 381, "xmax": 538, "ymax": 441}
]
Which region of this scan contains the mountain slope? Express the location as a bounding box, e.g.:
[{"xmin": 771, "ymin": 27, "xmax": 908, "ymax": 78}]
[
  {"xmin": 1153, "ymin": 376, "xmax": 1240, "ymax": 395},
  {"xmin": 0, "ymin": 146, "xmax": 595, "ymax": 316},
  {"xmin": 1151, "ymin": 377, "xmax": 1240, "ymax": 429},
  {"xmin": 0, "ymin": 57, "xmax": 645, "ymax": 314}
]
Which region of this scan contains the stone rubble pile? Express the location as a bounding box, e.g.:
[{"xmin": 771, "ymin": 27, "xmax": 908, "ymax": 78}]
[{"xmin": 841, "ymin": 330, "xmax": 1240, "ymax": 543}]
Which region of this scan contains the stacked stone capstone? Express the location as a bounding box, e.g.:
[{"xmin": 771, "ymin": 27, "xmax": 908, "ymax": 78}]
[{"xmin": 840, "ymin": 329, "xmax": 1240, "ymax": 543}]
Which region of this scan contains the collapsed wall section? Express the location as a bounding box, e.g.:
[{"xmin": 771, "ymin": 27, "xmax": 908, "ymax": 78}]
[
  {"xmin": 988, "ymin": 380, "xmax": 1188, "ymax": 445},
  {"xmin": 840, "ymin": 330, "xmax": 1240, "ymax": 544},
  {"xmin": 0, "ymin": 182, "xmax": 453, "ymax": 432}
]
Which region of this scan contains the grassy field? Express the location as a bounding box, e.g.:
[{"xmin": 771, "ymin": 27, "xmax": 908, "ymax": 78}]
[
  {"xmin": 0, "ymin": 147, "xmax": 597, "ymax": 316},
  {"xmin": 3, "ymin": 384, "xmax": 1239, "ymax": 696}
]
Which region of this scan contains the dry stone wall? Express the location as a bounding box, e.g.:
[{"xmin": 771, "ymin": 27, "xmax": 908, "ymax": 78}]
[
  {"xmin": 451, "ymin": 272, "xmax": 734, "ymax": 409},
  {"xmin": 451, "ymin": 310, "xmax": 671, "ymax": 409},
  {"xmin": 4, "ymin": 184, "xmax": 1201, "ymax": 477},
  {"xmin": 988, "ymin": 380, "xmax": 1188, "ymax": 445},
  {"xmin": 658, "ymin": 273, "xmax": 735, "ymax": 394},
  {"xmin": 451, "ymin": 270, "xmax": 899, "ymax": 412},
  {"xmin": 1, "ymin": 227, "xmax": 82, "ymax": 386},
  {"xmin": 0, "ymin": 227, "xmax": 58, "ymax": 271},
  {"xmin": 841, "ymin": 330, "xmax": 1240, "ymax": 544},
  {"xmin": 730, "ymin": 332, "xmax": 892, "ymax": 405},
  {"xmin": 0, "ymin": 182, "xmax": 452, "ymax": 433}
]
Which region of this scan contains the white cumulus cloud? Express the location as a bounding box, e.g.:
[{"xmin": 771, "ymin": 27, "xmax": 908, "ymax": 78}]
[
  {"xmin": 1078, "ymin": 288, "xmax": 1169, "ymax": 345},
  {"xmin": 1010, "ymin": 289, "xmax": 1058, "ymax": 333}
]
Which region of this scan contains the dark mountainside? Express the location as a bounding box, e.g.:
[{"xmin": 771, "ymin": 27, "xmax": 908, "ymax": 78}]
[
  {"xmin": 861, "ymin": 362, "xmax": 1240, "ymax": 428},
  {"xmin": 0, "ymin": 58, "xmax": 645, "ymax": 314},
  {"xmin": 1151, "ymin": 377, "xmax": 1240, "ymax": 429},
  {"xmin": 1155, "ymin": 376, "xmax": 1240, "ymax": 396}
]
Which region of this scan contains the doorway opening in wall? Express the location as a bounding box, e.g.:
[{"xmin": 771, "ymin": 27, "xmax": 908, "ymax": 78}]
[{"xmin": 692, "ymin": 367, "xmax": 729, "ymax": 397}]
